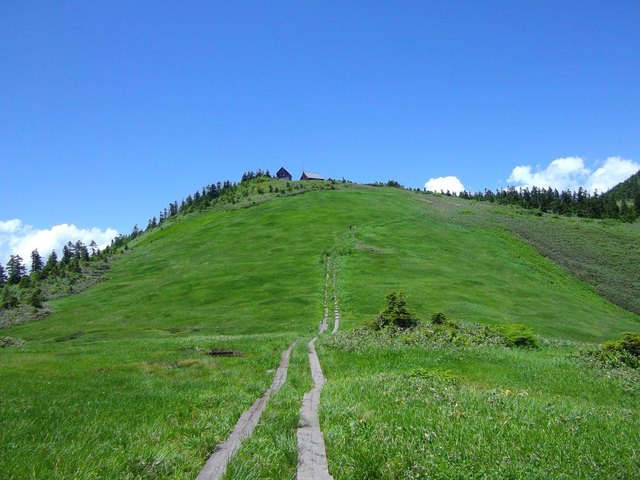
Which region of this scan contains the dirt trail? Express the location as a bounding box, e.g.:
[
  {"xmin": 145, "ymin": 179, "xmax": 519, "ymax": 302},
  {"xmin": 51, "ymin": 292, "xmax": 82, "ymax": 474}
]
[
  {"xmin": 196, "ymin": 342, "xmax": 295, "ymax": 480},
  {"xmin": 296, "ymin": 338, "xmax": 333, "ymax": 480}
]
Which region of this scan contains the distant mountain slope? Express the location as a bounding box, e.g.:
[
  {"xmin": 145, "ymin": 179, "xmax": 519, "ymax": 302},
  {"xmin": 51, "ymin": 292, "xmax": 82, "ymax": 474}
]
[
  {"xmin": 605, "ymin": 169, "xmax": 640, "ymax": 200},
  {"xmin": 429, "ymin": 192, "xmax": 640, "ymax": 315}
]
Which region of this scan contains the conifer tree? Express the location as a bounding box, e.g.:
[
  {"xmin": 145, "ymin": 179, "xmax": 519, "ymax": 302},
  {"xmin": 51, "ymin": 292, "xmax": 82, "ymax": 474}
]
[
  {"xmin": 620, "ymin": 199, "xmax": 636, "ymax": 223},
  {"xmin": 31, "ymin": 249, "xmax": 44, "ymax": 272},
  {"xmin": 0, "ymin": 264, "xmax": 6, "ymax": 288},
  {"xmin": 62, "ymin": 243, "xmax": 73, "ymax": 264},
  {"xmin": 29, "ymin": 287, "xmax": 44, "ymax": 309},
  {"xmin": 603, "ymin": 196, "xmax": 620, "ymax": 219},
  {"xmin": 44, "ymin": 250, "xmax": 58, "ymax": 273},
  {"xmin": 374, "ymin": 291, "xmax": 419, "ymax": 329},
  {"xmin": 73, "ymin": 240, "xmax": 86, "ymax": 259},
  {"xmin": 6, "ymin": 255, "xmax": 26, "ymax": 285},
  {"xmin": 89, "ymin": 240, "xmax": 99, "ymax": 257},
  {"xmin": 1, "ymin": 285, "xmax": 19, "ymax": 308}
]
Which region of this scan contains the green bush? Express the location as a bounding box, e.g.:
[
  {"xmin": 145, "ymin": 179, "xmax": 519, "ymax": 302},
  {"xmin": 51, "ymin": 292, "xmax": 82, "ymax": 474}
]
[
  {"xmin": 430, "ymin": 312, "xmax": 447, "ymax": 325},
  {"xmin": 0, "ymin": 336, "xmax": 25, "ymax": 348},
  {"xmin": 371, "ymin": 291, "xmax": 420, "ymax": 330},
  {"xmin": 498, "ymin": 323, "xmax": 539, "ymax": 348},
  {"xmin": 579, "ymin": 333, "xmax": 640, "ymax": 370},
  {"xmin": 604, "ymin": 332, "xmax": 640, "ymax": 358}
]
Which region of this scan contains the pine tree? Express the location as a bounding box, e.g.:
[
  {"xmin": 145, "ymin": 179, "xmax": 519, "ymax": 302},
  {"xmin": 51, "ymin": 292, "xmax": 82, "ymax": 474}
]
[
  {"xmin": 603, "ymin": 196, "xmax": 620, "ymax": 219},
  {"xmin": 74, "ymin": 240, "xmax": 86, "ymax": 259},
  {"xmin": 31, "ymin": 249, "xmax": 44, "ymax": 272},
  {"xmin": 44, "ymin": 250, "xmax": 58, "ymax": 273},
  {"xmin": 0, "ymin": 264, "xmax": 6, "ymax": 288},
  {"xmin": 6, "ymin": 255, "xmax": 27, "ymax": 285},
  {"xmin": 62, "ymin": 242, "xmax": 73, "ymax": 264},
  {"xmin": 1, "ymin": 285, "xmax": 19, "ymax": 309},
  {"xmin": 80, "ymin": 243, "xmax": 90, "ymax": 262},
  {"xmin": 620, "ymin": 199, "xmax": 637, "ymax": 223},
  {"xmin": 374, "ymin": 291, "xmax": 419, "ymax": 329},
  {"xmin": 29, "ymin": 287, "xmax": 44, "ymax": 309}
]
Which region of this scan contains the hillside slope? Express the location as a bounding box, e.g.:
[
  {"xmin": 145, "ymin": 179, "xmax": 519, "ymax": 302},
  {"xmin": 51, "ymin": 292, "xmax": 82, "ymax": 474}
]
[
  {"xmin": 606, "ymin": 169, "xmax": 640, "ymax": 201},
  {"xmin": 1, "ymin": 184, "xmax": 638, "ymax": 478}
]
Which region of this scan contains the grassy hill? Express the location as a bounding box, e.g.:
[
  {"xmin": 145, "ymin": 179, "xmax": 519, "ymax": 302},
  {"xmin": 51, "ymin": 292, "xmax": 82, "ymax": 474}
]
[
  {"xmin": 606, "ymin": 169, "xmax": 640, "ymax": 201},
  {"xmin": 1, "ymin": 182, "xmax": 639, "ymax": 478}
]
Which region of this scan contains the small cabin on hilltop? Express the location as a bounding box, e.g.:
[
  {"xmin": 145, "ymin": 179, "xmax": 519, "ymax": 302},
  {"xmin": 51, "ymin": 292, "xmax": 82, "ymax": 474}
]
[
  {"xmin": 301, "ymin": 171, "xmax": 324, "ymax": 181},
  {"xmin": 276, "ymin": 167, "xmax": 292, "ymax": 181}
]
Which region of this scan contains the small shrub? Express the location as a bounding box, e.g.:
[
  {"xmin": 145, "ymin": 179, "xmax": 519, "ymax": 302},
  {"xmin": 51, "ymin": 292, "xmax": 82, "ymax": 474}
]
[
  {"xmin": 29, "ymin": 287, "xmax": 44, "ymax": 309},
  {"xmin": 498, "ymin": 323, "xmax": 539, "ymax": 348},
  {"xmin": 582, "ymin": 347, "xmax": 639, "ymax": 370},
  {"xmin": 431, "ymin": 312, "xmax": 447, "ymax": 325},
  {"xmin": 595, "ymin": 332, "xmax": 640, "ymax": 369},
  {"xmin": 372, "ymin": 291, "xmax": 420, "ymax": 330},
  {"xmin": 0, "ymin": 336, "xmax": 25, "ymax": 348},
  {"xmin": 605, "ymin": 332, "xmax": 640, "ymax": 357}
]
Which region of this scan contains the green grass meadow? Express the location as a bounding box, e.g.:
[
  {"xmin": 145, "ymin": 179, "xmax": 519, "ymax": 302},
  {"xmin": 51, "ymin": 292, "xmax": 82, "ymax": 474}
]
[
  {"xmin": 319, "ymin": 335, "xmax": 639, "ymax": 479},
  {"xmin": 1, "ymin": 184, "xmax": 639, "ymax": 478}
]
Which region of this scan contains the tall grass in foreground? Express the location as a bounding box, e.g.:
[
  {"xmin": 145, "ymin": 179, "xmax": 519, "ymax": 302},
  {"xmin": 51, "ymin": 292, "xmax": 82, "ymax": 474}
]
[
  {"xmin": 0, "ymin": 333, "xmax": 294, "ymax": 479},
  {"xmin": 223, "ymin": 340, "xmax": 312, "ymax": 479},
  {"xmin": 318, "ymin": 332, "xmax": 639, "ymax": 479}
]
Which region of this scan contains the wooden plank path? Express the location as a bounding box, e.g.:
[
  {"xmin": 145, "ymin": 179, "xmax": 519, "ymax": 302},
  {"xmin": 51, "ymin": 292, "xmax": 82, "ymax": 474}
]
[
  {"xmin": 196, "ymin": 253, "xmax": 342, "ymax": 480},
  {"xmin": 296, "ymin": 255, "xmax": 339, "ymax": 479},
  {"xmin": 331, "ymin": 258, "xmax": 340, "ymax": 334},
  {"xmin": 296, "ymin": 338, "xmax": 333, "ymax": 480},
  {"xmin": 196, "ymin": 342, "xmax": 295, "ymax": 480}
]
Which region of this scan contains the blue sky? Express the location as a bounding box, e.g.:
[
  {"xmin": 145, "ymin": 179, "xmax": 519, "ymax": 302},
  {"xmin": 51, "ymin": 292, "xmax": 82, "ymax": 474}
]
[{"xmin": 1, "ymin": 1, "xmax": 639, "ymax": 262}]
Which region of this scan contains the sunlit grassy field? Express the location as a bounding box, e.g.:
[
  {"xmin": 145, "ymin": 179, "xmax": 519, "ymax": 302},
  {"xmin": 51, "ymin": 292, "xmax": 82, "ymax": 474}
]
[
  {"xmin": 336, "ymin": 188, "xmax": 638, "ymax": 341},
  {"xmin": 1, "ymin": 184, "xmax": 638, "ymax": 478},
  {"xmin": 422, "ymin": 192, "xmax": 640, "ymax": 315},
  {"xmin": 317, "ymin": 331, "xmax": 639, "ymax": 479}
]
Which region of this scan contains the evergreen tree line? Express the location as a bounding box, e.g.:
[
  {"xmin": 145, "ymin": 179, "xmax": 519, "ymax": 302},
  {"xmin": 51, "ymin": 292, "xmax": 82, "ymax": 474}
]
[
  {"xmin": 2, "ymin": 169, "xmax": 281, "ymax": 316},
  {"xmin": 456, "ymin": 185, "xmax": 640, "ymax": 222},
  {"xmin": 145, "ymin": 179, "xmax": 237, "ymax": 230},
  {"xmin": 145, "ymin": 169, "xmax": 272, "ymax": 230},
  {"xmin": 0, "ymin": 241, "xmax": 102, "ymax": 286},
  {"xmin": 0, "ymin": 240, "xmax": 108, "ymax": 311},
  {"xmin": 1, "ymin": 169, "xmax": 273, "ymax": 316},
  {"xmin": 240, "ymin": 169, "xmax": 271, "ymax": 182}
]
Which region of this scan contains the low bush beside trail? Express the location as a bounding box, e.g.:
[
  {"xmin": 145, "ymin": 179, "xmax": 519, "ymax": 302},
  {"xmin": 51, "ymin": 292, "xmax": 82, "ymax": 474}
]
[
  {"xmin": 0, "ymin": 336, "xmax": 25, "ymax": 348},
  {"xmin": 328, "ymin": 319, "xmax": 523, "ymax": 353},
  {"xmin": 356, "ymin": 293, "xmax": 540, "ymax": 352},
  {"xmin": 579, "ymin": 332, "xmax": 640, "ymax": 370}
]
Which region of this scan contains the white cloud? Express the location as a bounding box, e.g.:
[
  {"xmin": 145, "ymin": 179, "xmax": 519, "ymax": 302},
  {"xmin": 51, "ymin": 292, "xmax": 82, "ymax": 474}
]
[
  {"xmin": 587, "ymin": 157, "xmax": 640, "ymax": 193},
  {"xmin": 507, "ymin": 156, "xmax": 639, "ymax": 193},
  {"xmin": 424, "ymin": 176, "xmax": 466, "ymax": 194},
  {"xmin": 0, "ymin": 219, "xmax": 118, "ymax": 267}
]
